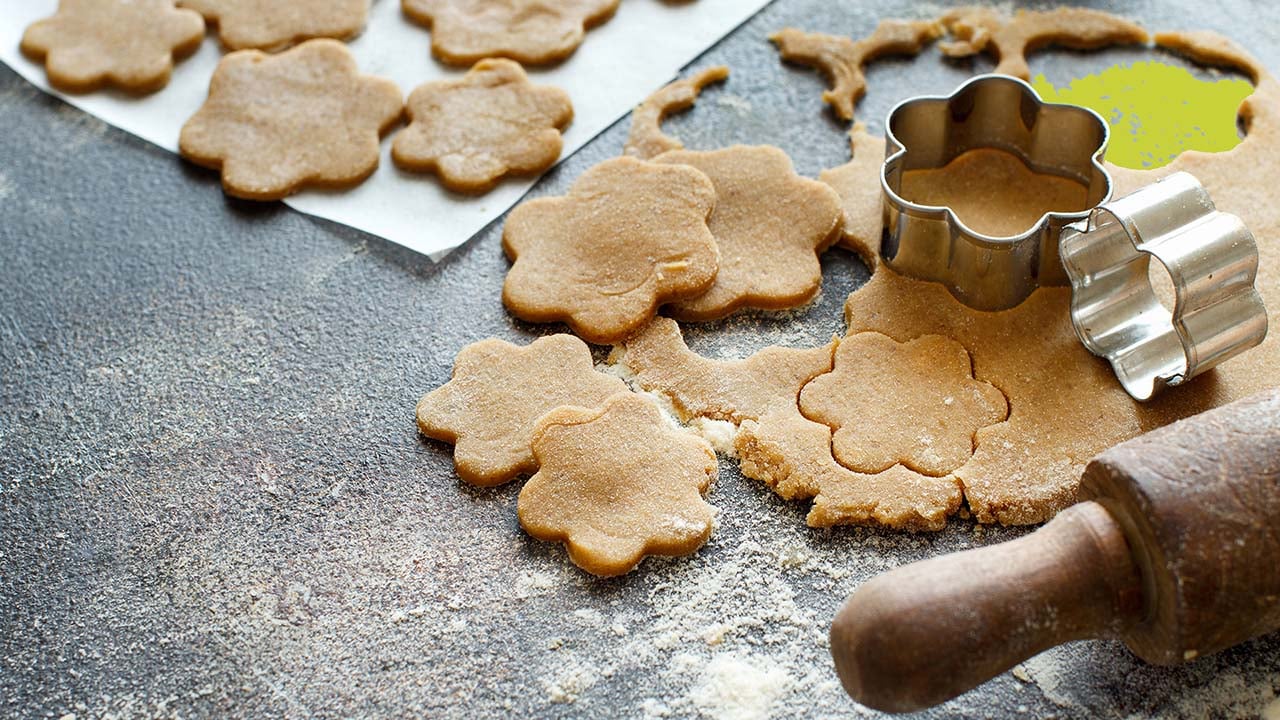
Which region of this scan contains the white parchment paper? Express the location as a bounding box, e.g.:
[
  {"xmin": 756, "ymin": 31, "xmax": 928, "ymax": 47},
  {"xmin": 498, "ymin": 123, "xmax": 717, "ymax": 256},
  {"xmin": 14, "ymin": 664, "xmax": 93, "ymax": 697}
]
[{"xmin": 0, "ymin": 0, "xmax": 769, "ymax": 259}]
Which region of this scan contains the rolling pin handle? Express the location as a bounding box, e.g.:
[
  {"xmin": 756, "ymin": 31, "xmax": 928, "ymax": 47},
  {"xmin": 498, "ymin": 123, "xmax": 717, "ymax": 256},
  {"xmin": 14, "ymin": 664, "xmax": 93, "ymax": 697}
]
[{"xmin": 829, "ymin": 500, "xmax": 1145, "ymax": 713}]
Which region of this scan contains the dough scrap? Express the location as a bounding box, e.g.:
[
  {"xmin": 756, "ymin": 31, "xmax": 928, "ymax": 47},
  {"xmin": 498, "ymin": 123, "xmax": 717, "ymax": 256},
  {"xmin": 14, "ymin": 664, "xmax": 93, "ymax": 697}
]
[
  {"xmin": 615, "ymin": 317, "xmax": 835, "ymax": 424},
  {"xmin": 401, "ymin": 0, "xmax": 619, "ymax": 67},
  {"xmin": 20, "ymin": 0, "xmax": 205, "ymax": 94},
  {"xmin": 177, "ymin": 0, "xmax": 367, "ymax": 51},
  {"xmin": 392, "ymin": 58, "xmax": 573, "ymax": 195},
  {"xmin": 769, "ymin": 20, "xmax": 942, "ymax": 122},
  {"xmin": 519, "ymin": 393, "xmax": 718, "ymax": 577},
  {"xmin": 900, "ymin": 148, "xmax": 1092, "ymax": 237},
  {"xmin": 818, "ymin": 123, "xmax": 886, "ymax": 267},
  {"xmin": 501, "ymin": 156, "xmax": 720, "ymax": 344},
  {"xmin": 624, "ymin": 66, "xmax": 730, "ymax": 160},
  {"xmin": 651, "ymin": 145, "xmax": 844, "ymax": 321},
  {"xmin": 179, "ymin": 39, "xmax": 402, "ymax": 201},
  {"xmin": 939, "ymin": 6, "xmax": 1149, "ymax": 80},
  {"xmin": 416, "ymin": 335, "xmax": 629, "ymax": 487},
  {"xmin": 799, "ymin": 332, "xmax": 1007, "ymax": 477}
]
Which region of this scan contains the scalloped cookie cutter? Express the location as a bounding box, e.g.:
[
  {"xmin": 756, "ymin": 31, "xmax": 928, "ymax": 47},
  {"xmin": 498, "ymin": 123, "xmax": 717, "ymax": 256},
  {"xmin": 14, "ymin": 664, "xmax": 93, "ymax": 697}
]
[
  {"xmin": 1059, "ymin": 171, "xmax": 1268, "ymax": 400},
  {"xmin": 880, "ymin": 73, "xmax": 1113, "ymax": 311},
  {"xmin": 879, "ymin": 74, "xmax": 1268, "ymax": 400}
]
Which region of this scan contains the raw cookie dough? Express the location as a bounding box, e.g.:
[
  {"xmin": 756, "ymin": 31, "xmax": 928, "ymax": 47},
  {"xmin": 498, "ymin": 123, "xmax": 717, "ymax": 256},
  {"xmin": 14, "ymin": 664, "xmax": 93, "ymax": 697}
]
[
  {"xmin": 392, "ymin": 58, "xmax": 573, "ymax": 195},
  {"xmin": 939, "ymin": 6, "xmax": 1149, "ymax": 80},
  {"xmin": 502, "ymin": 156, "xmax": 720, "ymax": 344},
  {"xmin": 401, "ymin": 0, "xmax": 620, "ymax": 66},
  {"xmin": 518, "ymin": 393, "xmax": 718, "ymax": 577},
  {"xmin": 899, "ymin": 148, "xmax": 1092, "ymax": 237},
  {"xmin": 736, "ymin": 406, "xmax": 963, "ymax": 531},
  {"xmin": 417, "ymin": 334, "xmax": 629, "ymax": 487},
  {"xmin": 20, "ymin": 0, "xmax": 205, "ymax": 94},
  {"xmin": 770, "ymin": 20, "xmax": 941, "ymax": 122},
  {"xmin": 818, "ymin": 123, "xmax": 886, "ymax": 266},
  {"xmin": 615, "ymin": 317, "xmax": 835, "ymax": 424},
  {"xmin": 651, "ymin": 145, "xmax": 845, "ymax": 321},
  {"xmin": 177, "ymin": 0, "xmax": 367, "ymax": 51},
  {"xmin": 624, "ymin": 66, "xmax": 729, "ymax": 160},
  {"xmin": 179, "ymin": 39, "xmax": 402, "ymax": 200},
  {"xmin": 799, "ymin": 332, "xmax": 1007, "ymax": 476},
  {"xmin": 616, "ymin": 318, "xmax": 961, "ymax": 530}
]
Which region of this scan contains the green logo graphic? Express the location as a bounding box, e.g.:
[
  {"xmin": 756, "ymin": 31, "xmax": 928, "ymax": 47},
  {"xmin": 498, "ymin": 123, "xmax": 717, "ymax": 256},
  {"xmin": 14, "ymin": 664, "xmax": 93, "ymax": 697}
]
[{"xmin": 1032, "ymin": 61, "xmax": 1253, "ymax": 169}]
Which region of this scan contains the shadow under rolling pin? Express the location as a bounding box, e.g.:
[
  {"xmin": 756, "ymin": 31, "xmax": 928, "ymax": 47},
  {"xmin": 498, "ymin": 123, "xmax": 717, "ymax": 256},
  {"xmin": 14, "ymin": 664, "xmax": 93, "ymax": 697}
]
[{"xmin": 830, "ymin": 389, "xmax": 1280, "ymax": 713}]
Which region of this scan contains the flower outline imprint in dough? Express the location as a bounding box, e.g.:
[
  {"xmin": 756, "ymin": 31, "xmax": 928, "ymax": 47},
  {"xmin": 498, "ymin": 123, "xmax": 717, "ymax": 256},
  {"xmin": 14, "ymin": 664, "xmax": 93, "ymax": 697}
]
[
  {"xmin": 179, "ymin": 39, "xmax": 403, "ymax": 200},
  {"xmin": 518, "ymin": 393, "xmax": 718, "ymax": 577},
  {"xmin": 393, "ymin": 58, "xmax": 573, "ymax": 195},
  {"xmin": 401, "ymin": 0, "xmax": 620, "ymax": 66},
  {"xmin": 177, "ymin": 0, "xmax": 369, "ymax": 52},
  {"xmin": 799, "ymin": 332, "xmax": 1008, "ymax": 477},
  {"xmin": 501, "ymin": 156, "xmax": 720, "ymax": 344},
  {"xmin": 416, "ymin": 334, "xmax": 628, "ymax": 487},
  {"xmin": 20, "ymin": 0, "xmax": 206, "ymax": 94}
]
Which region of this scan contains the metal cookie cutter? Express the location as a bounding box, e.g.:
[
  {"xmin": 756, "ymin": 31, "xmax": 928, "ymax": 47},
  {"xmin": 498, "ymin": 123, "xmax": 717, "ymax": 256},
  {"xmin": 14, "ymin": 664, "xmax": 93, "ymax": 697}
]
[
  {"xmin": 880, "ymin": 74, "xmax": 1113, "ymax": 311},
  {"xmin": 1059, "ymin": 172, "xmax": 1268, "ymax": 401}
]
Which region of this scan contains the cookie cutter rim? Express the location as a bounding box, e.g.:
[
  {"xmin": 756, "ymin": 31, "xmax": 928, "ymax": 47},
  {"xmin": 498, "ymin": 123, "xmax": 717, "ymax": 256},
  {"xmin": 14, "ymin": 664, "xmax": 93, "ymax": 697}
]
[
  {"xmin": 880, "ymin": 73, "xmax": 1114, "ymax": 311},
  {"xmin": 1059, "ymin": 171, "xmax": 1269, "ymax": 401}
]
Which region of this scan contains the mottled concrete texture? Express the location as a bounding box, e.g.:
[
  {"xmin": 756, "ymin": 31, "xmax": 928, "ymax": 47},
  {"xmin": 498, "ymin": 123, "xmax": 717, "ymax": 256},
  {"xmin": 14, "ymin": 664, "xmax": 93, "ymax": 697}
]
[{"xmin": 2, "ymin": 1, "xmax": 1279, "ymax": 718}]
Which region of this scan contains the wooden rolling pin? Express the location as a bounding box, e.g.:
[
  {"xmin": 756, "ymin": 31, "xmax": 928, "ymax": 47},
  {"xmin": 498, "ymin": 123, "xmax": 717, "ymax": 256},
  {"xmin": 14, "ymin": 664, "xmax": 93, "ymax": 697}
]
[{"xmin": 830, "ymin": 389, "xmax": 1280, "ymax": 713}]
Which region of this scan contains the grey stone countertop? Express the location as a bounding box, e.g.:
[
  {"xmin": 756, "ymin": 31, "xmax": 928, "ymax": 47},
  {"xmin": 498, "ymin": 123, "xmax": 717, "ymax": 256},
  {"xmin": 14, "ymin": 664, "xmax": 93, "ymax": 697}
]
[{"xmin": 2, "ymin": 0, "xmax": 1278, "ymax": 717}]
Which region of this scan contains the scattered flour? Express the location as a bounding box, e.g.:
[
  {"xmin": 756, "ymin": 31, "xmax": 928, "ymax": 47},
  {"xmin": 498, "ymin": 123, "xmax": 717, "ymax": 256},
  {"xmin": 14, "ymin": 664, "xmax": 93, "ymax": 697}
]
[
  {"xmin": 642, "ymin": 698, "xmax": 674, "ymax": 718},
  {"xmin": 689, "ymin": 653, "xmax": 792, "ymax": 720},
  {"xmin": 714, "ymin": 93, "xmax": 755, "ymax": 115},
  {"xmin": 573, "ymin": 608, "xmax": 606, "ymax": 626},
  {"xmin": 689, "ymin": 417, "xmax": 740, "ymax": 457},
  {"xmin": 1022, "ymin": 649, "xmax": 1078, "ymax": 709},
  {"xmin": 514, "ymin": 569, "xmax": 558, "ymax": 600},
  {"xmin": 543, "ymin": 655, "xmax": 601, "ymax": 705}
]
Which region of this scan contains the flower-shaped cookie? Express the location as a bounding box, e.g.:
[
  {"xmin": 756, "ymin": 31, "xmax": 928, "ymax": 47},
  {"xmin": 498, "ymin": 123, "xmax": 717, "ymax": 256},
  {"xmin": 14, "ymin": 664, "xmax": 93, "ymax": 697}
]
[
  {"xmin": 502, "ymin": 156, "xmax": 720, "ymax": 344},
  {"xmin": 179, "ymin": 39, "xmax": 403, "ymax": 200},
  {"xmin": 518, "ymin": 393, "xmax": 718, "ymax": 577},
  {"xmin": 20, "ymin": 0, "xmax": 205, "ymax": 94},
  {"xmin": 799, "ymin": 332, "xmax": 1007, "ymax": 477},
  {"xmin": 178, "ymin": 0, "xmax": 369, "ymax": 51},
  {"xmin": 417, "ymin": 334, "xmax": 629, "ymax": 487},
  {"xmin": 392, "ymin": 59, "xmax": 573, "ymax": 195},
  {"xmin": 652, "ymin": 145, "xmax": 844, "ymax": 321},
  {"xmin": 401, "ymin": 0, "xmax": 620, "ymax": 66}
]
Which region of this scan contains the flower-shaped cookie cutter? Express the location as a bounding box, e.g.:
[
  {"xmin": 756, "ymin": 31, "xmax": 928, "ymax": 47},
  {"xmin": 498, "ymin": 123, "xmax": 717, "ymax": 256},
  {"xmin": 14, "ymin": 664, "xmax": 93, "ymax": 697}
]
[
  {"xmin": 1059, "ymin": 172, "xmax": 1268, "ymax": 400},
  {"xmin": 880, "ymin": 74, "xmax": 1113, "ymax": 311}
]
